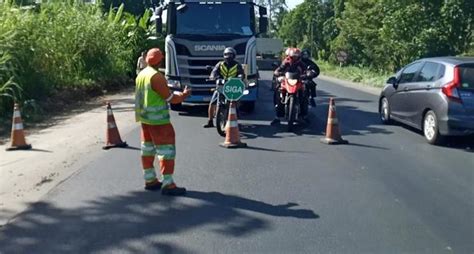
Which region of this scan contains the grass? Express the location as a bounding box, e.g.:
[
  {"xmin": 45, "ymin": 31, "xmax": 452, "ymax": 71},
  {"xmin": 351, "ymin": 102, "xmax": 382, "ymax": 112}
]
[
  {"xmin": 318, "ymin": 60, "xmax": 392, "ymax": 88},
  {"xmin": 0, "ymin": 1, "xmax": 158, "ymax": 136}
]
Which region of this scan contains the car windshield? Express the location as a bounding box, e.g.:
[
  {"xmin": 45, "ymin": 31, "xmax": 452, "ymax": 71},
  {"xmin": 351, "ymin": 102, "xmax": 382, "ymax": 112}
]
[
  {"xmin": 459, "ymin": 65, "xmax": 474, "ymax": 90},
  {"xmin": 176, "ymin": 3, "xmax": 254, "ymax": 36}
]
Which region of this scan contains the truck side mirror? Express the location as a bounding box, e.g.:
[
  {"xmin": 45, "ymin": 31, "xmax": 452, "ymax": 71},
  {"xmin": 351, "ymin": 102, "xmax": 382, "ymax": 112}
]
[
  {"xmin": 153, "ymin": 6, "xmax": 163, "ymax": 34},
  {"xmin": 259, "ymin": 6, "xmax": 268, "ymax": 34},
  {"xmin": 259, "ymin": 17, "xmax": 268, "ymax": 34}
]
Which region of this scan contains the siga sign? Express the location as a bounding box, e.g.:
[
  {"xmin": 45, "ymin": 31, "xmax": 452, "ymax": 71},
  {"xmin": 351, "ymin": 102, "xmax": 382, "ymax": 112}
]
[{"xmin": 223, "ymin": 78, "xmax": 245, "ymax": 101}]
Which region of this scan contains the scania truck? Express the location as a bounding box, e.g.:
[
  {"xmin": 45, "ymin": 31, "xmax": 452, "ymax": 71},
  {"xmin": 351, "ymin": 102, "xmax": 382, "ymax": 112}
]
[{"xmin": 153, "ymin": 0, "xmax": 268, "ymax": 112}]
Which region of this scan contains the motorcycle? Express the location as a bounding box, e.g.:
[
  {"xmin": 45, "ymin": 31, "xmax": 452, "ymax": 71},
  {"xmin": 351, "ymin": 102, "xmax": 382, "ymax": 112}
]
[
  {"xmin": 206, "ymin": 66, "xmax": 253, "ymax": 137},
  {"xmin": 277, "ymin": 71, "xmax": 309, "ymax": 131}
]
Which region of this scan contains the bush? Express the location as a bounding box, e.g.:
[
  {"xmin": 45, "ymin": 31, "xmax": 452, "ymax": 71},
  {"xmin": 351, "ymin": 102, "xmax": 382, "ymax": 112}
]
[{"xmin": 0, "ymin": 0, "xmax": 150, "ymax": 120}]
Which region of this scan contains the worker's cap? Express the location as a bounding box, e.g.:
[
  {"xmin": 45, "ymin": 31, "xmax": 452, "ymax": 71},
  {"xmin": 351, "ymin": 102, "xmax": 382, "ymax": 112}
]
[{"xmin": 146, "ymin": 48, "xmax": 164, "ymax": 66}]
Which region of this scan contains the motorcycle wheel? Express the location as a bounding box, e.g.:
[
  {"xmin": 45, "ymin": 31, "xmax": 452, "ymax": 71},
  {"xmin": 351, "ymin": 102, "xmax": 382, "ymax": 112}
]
[
  {"xmin": 288, "ymin": 95, "xmax": 297, "ymax": 132},
  {"xmin": 216, "ymin": 103, "xmax": 228, "ymax": 137}
]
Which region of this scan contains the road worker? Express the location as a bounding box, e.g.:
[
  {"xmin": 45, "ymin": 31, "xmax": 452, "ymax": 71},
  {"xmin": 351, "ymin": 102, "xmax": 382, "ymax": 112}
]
[{"xmin": 135, "ymin": 48, "xmax": 191, "ymax": 195}]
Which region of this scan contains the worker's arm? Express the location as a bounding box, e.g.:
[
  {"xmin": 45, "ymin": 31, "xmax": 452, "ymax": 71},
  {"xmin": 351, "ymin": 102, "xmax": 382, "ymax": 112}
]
[
  {"xmin": 150, "ymin": 73, "xmax": 191, "ymax": 104},
  {"xmin": 210, "ymin": 62, "xmax": 222, "ymax": 80}
]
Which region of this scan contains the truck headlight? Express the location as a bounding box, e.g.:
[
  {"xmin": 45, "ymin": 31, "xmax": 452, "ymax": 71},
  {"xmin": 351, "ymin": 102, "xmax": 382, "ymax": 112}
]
[
  {"xmin": 247, "ymin": 80, "xmax": 257, "ymax": 88},
  {"xmin": 167, "ymin": 80, "xmax": 181, "ymax": 89}
]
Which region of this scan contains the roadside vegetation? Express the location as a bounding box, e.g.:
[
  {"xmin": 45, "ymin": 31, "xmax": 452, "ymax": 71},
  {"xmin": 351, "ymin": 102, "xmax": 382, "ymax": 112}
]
[
  {"xmin": 262, "ymin": 0, "xmax": 473, "ymax": 84},
  {"xmin": 317, "ymin": 61, "xmax": 390, "ymax": 88},
  {"xmin": 0, "ymin": 0, "xmax": 158, "ymax": 133}
]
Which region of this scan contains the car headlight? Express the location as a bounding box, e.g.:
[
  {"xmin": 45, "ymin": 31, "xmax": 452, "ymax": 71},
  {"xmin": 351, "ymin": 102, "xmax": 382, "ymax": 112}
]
[{"xmin": 167, "ymin": 80, "xmax": 181, "ymax": 89}]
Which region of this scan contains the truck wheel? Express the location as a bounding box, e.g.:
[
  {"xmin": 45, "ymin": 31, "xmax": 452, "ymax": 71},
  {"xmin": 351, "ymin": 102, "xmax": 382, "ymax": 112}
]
[{"xmin": 240, "ymin": 101, "xmax": 255, "ymax": 113}]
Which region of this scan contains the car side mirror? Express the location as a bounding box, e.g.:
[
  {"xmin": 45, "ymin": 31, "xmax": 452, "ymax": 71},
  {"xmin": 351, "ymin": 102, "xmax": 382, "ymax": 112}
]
[
  {"xmin": 387, "ymin": 76, "xmax": 398, "ymax": 86},
  {"xmin": 272, "ymin": 62, "xmax": 279, "ymax": 68}
]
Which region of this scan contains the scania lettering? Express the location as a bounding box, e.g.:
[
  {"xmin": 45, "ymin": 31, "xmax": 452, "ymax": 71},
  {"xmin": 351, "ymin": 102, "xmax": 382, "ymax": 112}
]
[{"xmin": 153, "ymin": 0, "xmax": 268, "ymax": 112}]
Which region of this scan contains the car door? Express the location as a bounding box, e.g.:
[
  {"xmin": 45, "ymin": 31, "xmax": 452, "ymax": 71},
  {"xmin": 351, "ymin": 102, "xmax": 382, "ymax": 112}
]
[
  {"xmin": 405, "ymin": 62, "xmax": 445, "ymax": 127},
  {"xmin": 390, "ymin": 61, "xmax": 423, "ymax": 120}
]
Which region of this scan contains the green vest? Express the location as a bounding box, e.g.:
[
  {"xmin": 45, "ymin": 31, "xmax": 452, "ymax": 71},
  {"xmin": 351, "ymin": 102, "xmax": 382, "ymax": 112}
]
[
  {"xmin": 219, "ymin": 61, "xmax": 239, "ymax": 79},
  {"xmin": 135, "ymin": 66, "xmax": 170, "ymax": 125}
]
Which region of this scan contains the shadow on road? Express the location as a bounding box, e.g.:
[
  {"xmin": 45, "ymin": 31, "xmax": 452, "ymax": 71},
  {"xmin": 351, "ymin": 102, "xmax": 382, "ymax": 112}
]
[{"xmin": 0, "ymin": 190, "xmax": 318, "ymax": 253}]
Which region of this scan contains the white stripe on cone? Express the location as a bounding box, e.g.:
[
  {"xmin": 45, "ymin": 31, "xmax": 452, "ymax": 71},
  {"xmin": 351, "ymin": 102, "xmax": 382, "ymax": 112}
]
[
  {"xmin": 107, "ymin": 109, "xmax": 113, "ymax": 116},
  {"xmin": 14, "ymin": 123, "xmax": 23, "ymax": 130},
  {"xmin": 229, "ymin": 107, "xmax": 237, "ymax": 115},
  {"xmin": 13, "ymin": 111, "xmax": 21, "ymax": 118},
  {"xmin": 108, "ymin": 123, "xmax": 117, "ymax": 129},
  {"xmin": 226, "ymin": 121, "xmax": 238, "ymax": 128},
  {"xmin": 328, "ymin": 118, "xmax": 339, "ymax": 125}
]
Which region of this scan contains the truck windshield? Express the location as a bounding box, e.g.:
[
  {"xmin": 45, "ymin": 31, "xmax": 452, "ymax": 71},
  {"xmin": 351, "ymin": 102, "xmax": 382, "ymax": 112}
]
[{"xmin": 176, "ymin": 3, "xmax": 254, "ymax": 36}]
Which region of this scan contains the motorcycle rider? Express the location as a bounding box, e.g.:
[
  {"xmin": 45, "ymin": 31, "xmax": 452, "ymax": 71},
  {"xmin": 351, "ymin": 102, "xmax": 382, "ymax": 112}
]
[
  {"xmin": 271, "ymin": 47, "xmax": 307, "ymax": 126},
  {"xmin": 203, "ymin": 47, "xmax": 244, "ymax": 128},
  {"xmin": 301, "ymin": 49, "xmax": 320, "ymax": 107}
]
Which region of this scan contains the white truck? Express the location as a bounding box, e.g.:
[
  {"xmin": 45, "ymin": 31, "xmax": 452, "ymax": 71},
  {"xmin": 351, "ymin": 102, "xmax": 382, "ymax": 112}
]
[
  {"xmin": 256, "ymin": 38, "xmax": 283, "ymax": 70},
  {"xmin": 153, "ymin": 0, "xmax": 269, "ymax": 112}
]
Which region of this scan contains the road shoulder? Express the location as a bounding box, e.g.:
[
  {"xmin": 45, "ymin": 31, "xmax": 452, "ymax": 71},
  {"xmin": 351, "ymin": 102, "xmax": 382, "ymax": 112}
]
[{"xmin": 0, "ymin": 89, "xmax": 137, "ymax": 226}]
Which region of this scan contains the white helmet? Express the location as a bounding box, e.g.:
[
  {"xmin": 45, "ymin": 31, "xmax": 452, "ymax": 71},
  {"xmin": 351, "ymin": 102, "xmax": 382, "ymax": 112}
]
[{"xmin": 223, "ymin": 47, "xmax": 236, "ymax": 60}]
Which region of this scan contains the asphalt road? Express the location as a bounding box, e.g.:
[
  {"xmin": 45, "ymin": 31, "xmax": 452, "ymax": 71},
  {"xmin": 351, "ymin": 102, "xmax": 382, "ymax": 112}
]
[{"xmin": 1, "ymin": 71, "xmax": 473, "ymax": 254}]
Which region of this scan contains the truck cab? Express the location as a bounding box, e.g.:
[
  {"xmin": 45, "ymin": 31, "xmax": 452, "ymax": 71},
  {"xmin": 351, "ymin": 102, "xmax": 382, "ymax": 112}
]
[{"xmin": 154, "ymin": 0, "xmax": 268, "ymax": 112}]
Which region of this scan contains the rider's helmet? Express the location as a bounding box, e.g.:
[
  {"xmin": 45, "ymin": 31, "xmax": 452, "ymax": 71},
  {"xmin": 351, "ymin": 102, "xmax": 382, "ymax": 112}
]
[
  {"xmin": 223, "ymin": 47, "xmax": 237, "ymax": 61},
  {"xmin": 301, "ymin": 48, "xmax": 311, "ymax": 60},
  {"xmin": 288, "ymin": 48, "xmax": 301, "ymax": 62}
]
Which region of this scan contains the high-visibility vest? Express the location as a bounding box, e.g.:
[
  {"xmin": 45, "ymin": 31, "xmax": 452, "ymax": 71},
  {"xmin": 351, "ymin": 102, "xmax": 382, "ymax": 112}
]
[
  {"xmin": 219, "ymin": 61, "xmax": 239, "ymax": 79},
  {"xmin": 135, "ymin": 66, "xmax": 170, "ymax": 125}
]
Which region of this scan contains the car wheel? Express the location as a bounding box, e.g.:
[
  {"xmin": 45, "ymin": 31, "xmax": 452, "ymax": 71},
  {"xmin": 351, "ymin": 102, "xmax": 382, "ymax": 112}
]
[
  {"xmin": 423, "ymin": 110, "xmax": 444, "ymax": 145},
  {"xmin": 380, "ymin": 97, "xmax": 391, "ymax": 124}
]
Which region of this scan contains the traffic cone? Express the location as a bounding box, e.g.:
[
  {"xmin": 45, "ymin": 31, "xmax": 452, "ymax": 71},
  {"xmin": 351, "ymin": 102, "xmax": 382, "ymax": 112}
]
[
  {"xmin": 6, "ymin": 103, "xmax": 32, "ymax": 151},
  {"xmin": 220, "ymin": 101, "xmax": 247, "ymax": 148},
  {"xmin": 320, "ymin": 98, "xmax": 348, "ymax": 145},
  {"xmin": 103, "ymin": 102, "xmax": 128, "ymax": 150}
]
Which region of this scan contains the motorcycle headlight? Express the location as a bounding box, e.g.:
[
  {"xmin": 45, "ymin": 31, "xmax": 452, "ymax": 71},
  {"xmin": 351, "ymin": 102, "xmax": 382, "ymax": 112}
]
[
  {"xmin": 288, "ymin": 79, "xmax": 298, "ymax": 86},
  {"xmin": 167, "ymin": 80, "xmax": 181, "ymax": 89}
]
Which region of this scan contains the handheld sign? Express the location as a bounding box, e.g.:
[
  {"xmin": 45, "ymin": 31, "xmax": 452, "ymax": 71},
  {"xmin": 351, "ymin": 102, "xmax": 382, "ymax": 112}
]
[{"xmin": 223, "ymin": 78, "xmax": 246, "ymax": 101}]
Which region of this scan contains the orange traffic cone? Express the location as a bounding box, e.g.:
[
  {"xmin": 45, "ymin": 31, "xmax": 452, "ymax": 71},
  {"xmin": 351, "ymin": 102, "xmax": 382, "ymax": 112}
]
[
  {"xmin": 220, "ymin": 101, "xmax": 247, "ymax": 148},
  {"xmin": 320, "ymin": 98, "xmax": 348, "ymax": 145},
  {"xmin": 103, "ymin": 102, "xmax": 128, "ymax": 150},
  {"xmin": 6, "ymin": 103, "xmax": 32, "ymax": 151}
]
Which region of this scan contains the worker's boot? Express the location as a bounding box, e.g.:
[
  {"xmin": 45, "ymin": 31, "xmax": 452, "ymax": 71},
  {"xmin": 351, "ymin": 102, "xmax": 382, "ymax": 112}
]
[
  {"xmin": 144, "ymin": 179, "xmax": 162, "ymax": 191},
  {"xmin": 203, "ymin": 120, "xmax": 214, "ymax": 128},
  {"xmin": 161, "ymin": 183, "xmax": 187, "ymax": 196}
]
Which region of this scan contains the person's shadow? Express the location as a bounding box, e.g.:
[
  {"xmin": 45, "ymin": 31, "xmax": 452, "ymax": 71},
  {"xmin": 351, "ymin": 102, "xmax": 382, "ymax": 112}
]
[{"xmin": 0, "ymin": 190, "xmax": 319, "ymax": 253}]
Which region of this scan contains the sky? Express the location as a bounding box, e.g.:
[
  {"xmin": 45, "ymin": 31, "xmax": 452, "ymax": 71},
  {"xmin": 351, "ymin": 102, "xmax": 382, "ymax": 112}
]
[{"xmin": 286, "ymin": 0, "xmax": 304, "ymax": 10}]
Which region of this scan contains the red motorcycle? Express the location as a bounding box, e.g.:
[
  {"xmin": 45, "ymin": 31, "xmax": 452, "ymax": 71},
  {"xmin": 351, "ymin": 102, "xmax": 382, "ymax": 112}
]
[{"xmin": 277, "ymin": 71, "xmax": 309, "ymax": 131}]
